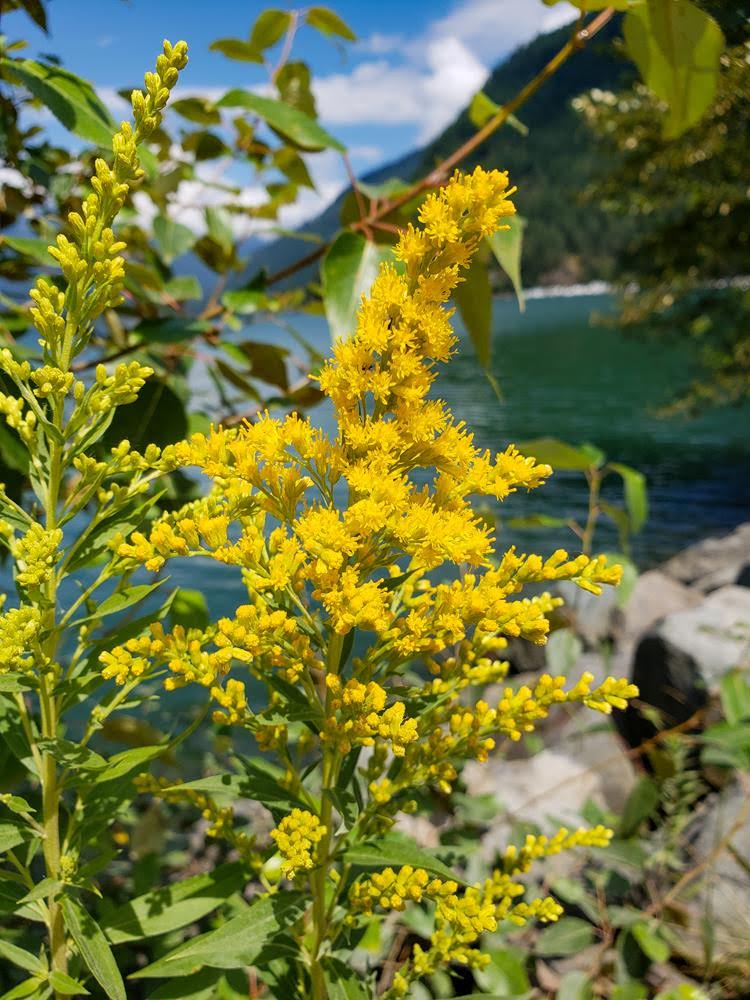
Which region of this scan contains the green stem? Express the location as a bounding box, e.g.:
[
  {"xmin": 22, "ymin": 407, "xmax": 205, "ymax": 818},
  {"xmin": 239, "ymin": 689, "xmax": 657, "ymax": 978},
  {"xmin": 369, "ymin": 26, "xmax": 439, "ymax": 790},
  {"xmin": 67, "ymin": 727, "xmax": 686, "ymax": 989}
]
[
  {"xmin": 581, "ymin": 468, "xmax": 601, "ymax": 557},
  {"xmin": 309, "ymin": 632, "xmax": 345, "ymax": 998}
]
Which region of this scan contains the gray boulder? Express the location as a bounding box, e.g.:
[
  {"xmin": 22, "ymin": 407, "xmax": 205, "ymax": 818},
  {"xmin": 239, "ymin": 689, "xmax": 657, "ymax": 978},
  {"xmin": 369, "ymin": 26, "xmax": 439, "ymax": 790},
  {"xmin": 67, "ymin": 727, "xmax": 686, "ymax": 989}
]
[{"xmin": 661, "ymin": 522, "xmax": 750, "ymax": 592}]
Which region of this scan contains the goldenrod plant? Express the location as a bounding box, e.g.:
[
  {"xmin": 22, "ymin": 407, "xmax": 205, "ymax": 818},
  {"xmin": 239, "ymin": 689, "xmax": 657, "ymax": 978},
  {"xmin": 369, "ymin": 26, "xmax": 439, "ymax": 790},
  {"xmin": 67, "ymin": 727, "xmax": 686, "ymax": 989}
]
[
  {"xmin": 0, "ymin": 41, "xmax": 189, "ymax": 999},
  {"xmin": 89, "ymin": 168, "xmax": 635, "ymax": 996},
  {"xmin": 0, "ymin": 38, "xmax": 639, "ymax": 1000}
]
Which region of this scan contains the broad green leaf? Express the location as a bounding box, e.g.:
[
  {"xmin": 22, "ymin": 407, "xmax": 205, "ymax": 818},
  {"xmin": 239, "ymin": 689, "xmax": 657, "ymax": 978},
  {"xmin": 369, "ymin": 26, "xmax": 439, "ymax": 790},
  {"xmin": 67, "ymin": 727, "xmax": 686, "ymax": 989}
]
[
  {"xmin": 276, "ymin": 60, "xmax": 317, "ymax": 117},
  {"xmin": 535, "ymin": 917, "xmax": 594, "ymax": 956},
  {"xmin": 557, "ymin": 970, "xmax": 593, "ymax": 1000},
  {"xmin": 153, "ymin": 216, "xmax": 196, "ymax": 265},
  {"xmin": 701, "ymin": 720, "xmax": 750, "ymax": 770},
  {"xmin": 1, "ymin": 58, "xmax": 115, "ymax": 146},
  {"xmin": 170, "ymin": 97, "xmax": 221, "ymax": 126},
  {"xmin": 62, "ymin": 897, "xmax": 126, "ymax": 1000},
  {"xmin": 608, "ymin": 462, "xmax": 648, "ymax": 533},
  {"xmin": 344, "ymin": 832, "xmax": 463, "ymax": 884},
  {"xmin": 0, "ymin": 940, "xmax": 45, "ymax": 975},
  {"xmin": 170, "ymin": 588, "xmax": 210, "ymax": 631},
  {"xmin": 131, "ymin": 892, "xmax": 305, "ymax": 977},
  {"xmin": 249, "ymin": 10, "xmax": 292, "ymax": 52},
  {"xmin": 488, "ymin": 215, "xmax": 526, "ymax": 311},
  {"xmin": 47, "ymin": 973, "xmax": 89, "ymax": 996},
  {"xmin": 454, "ymin": 252, "xmax": 492, "ymax": 369},
  {"xmin": 617, "ymin": 776, "xmax": 660, "ymax": 837},
  {"xmin": 0, "ymin": 821, "xmax": 27, "ymax": 853},
  {"xmin": 164, "ymin": 276, "xmax": 202, "ymax": 301},
  {"xmin": 506, "ymin": 514, "xmax": 569, "ymax": 529},
  {"xmin": 209, "ymin": 39, "xmax": 263, "ymax": 63},
  {"xmin": 0, "ymin": 673, "xmax": 32, "ymax": 693},
  {"xmin": 217, "ymin": 90, "xmax": 344, "ymax": 151},
  {"xmin": 0, "ymin": 235, "xmax": 54, "ymax": 266},
  {"xmin": 719, "ymin": 670, "xmax": 750, "ymax": 726},
  {"xmin": 322, "ymin": 232, "xmax": 392, "ymax": 342},
  {"xmin": 517, "ymin": 437, "xmax": 596, "ymax": 471},
  {"xmin": 632, "ymin": 921, "xmax": 670, "ymax": 963},
  {"xmin": 132, "ymin": 318, "xmax": 213, "ymax": 344},
  {"xmin": 624, "ymin": 0, "xmax": 724, "ymax": 138},
  {"xmin": 356, "ymin": 177, "xmax": 411, "ymax": 200},
  {"xmin": 307, "ymin": 7, "xmax": 357, "ymax": 41},
  {"xmin": 105, "ymin": 862, "xmax": 244, "ymax": 943}
]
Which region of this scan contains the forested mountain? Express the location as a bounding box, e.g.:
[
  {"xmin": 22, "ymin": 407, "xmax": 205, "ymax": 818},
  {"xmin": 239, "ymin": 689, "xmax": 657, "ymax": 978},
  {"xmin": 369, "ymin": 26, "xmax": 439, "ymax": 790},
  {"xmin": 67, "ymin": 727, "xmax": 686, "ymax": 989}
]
[{"xmin": 252, "ymin": 17, "xmax": 637, "ymax": 288}]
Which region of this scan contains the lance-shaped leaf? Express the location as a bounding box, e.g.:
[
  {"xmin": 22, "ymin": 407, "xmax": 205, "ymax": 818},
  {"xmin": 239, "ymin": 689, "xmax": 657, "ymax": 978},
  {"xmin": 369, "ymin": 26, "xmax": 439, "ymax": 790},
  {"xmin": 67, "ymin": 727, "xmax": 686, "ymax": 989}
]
[
  {"xmin": 307, "ymin": 7, "xmax": 357, "ymax": 41},
  {"xmin": 131, "ymin": 892, "xmax": 305, "ymax": 977},
  {"xmin": 454, "ymin": 249, "xmax": 492, "ymax": 369},
  {"xmin": 608, "ymin": 461, "xmax": 648, "ymax": 533},
  {"xmin": 322, "ymin": 232, "xmax": 392, "ymax": 343},
  {"xmin": 624, "ymin": 0, "xmax": 724, "ymax": 138},
  {"xmin": 217, "ymin": 90, "xmax": 344, "ymax": 151},
  {"xmin": 488, "ymin": 214, "xmax": 526, "ymax": 312},
  {"xmin": 1, "ymin": 58, "xmax": 116, "ymax": 147},
  {"xmin": 344, "ymin": 831, "xmax": 464, "ymax": 884},
  {"xmin": 62, "ymin": 897, "xmax": 126, "ymax": 1000}
]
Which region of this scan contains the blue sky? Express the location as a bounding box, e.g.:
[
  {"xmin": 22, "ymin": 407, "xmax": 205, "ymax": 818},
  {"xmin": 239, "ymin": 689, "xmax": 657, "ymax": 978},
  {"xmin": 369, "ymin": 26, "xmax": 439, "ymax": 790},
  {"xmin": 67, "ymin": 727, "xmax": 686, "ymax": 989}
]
[{"xmin": 3, "ymin": 0, "xmax": 577, "ymax": 229}]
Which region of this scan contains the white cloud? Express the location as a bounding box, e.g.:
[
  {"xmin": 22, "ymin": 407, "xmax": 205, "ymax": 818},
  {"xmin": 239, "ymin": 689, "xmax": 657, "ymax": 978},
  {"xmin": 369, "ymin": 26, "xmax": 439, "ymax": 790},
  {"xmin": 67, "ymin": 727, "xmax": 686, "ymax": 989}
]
[{"xmin": 313, "ymin": 0, "xmax": 580, "ymax": 145}]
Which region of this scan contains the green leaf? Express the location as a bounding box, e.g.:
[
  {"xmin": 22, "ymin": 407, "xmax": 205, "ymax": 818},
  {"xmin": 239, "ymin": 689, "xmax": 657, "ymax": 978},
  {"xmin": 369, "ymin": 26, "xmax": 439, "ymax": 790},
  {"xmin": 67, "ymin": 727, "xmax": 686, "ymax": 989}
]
[
  {"xmin": 617, "ymin": 776, "xmax": 660, "ymax": 837},
  {"xmin": 0, "ymin": 235, "xmax": 54, "ymax": 266},
  {"xmin": 153, "ymin": 216, "xmax": 196, "ymax": 265},
  {"xmin": 623, "ymin": 0, "xmax": 724, "ymax": 138},
  {"xmin": 344, "ymin": 832, "xmax": 462, "ymax": 884},
  {"xmin": 454, "ymin": 251, "xmax": 492, "ymax": 369},
  {"xmin": 209, "ymin": 39, "xmax": 263, "ymax": 63},
  {"xmin": 324, "ymin": 959, "xmax": 373, "ymax": 999},
  {"xmin": 0, "ymin": 821, "xmax": 28, "ymax": 853},
  {"xmin": 249, "ymin": 10, "xmax": 292, "ymax": 52},
  {"xmin": 217, "ymin": 90, "xmax": 344, "ymax": 151},
  {"xmin": 62, "ymin": 897, "xmax": 126, "ymax": 1000},
  {"xmin": 0, "ymin": 940, "xmax": 46, "ymax": 975},
  {"xmin": 720, "ymin": 670, "xmax": 750, "ymax": 726},
  {"xmin": 1, "ymin": 794, "xmax": 35, "ymax": 815},
  {"xmin": 131, "ymin": 892, "xmax": 305, "ymax": 977},
  {"xmin": 543, "ymin": 0, "xmax": 643, "ymax": 8},
  {"xmin": 48, "ymin": 973, "xmax": 89, "ymax": 996},
  {"xmin": 164, "ymin": 276, "xmax": 202, "ymax": 301},
  {"xmin": 468, "ymin": 90, "xmax": 527, "ymax": 135},
  {"xmin": 171, "ymin": 759, "xmax": 309, "ymax": 817},
  {"xmin": 94, "ymin": 744, "xmax": 167, "ymax": 785},
  {"xmin": 170, "ymin": 97, "xmax": 221, "ymax": 126},
  {"xmin": 557, "ymin": 970, "xmax": 594, "ymax": 1000},
  {"xmin": 506, "ymin": 513, "xmax": 569, "ymax": 529},
  {"xmin": 535, "ymin": 917, "xmax": 594, "ymax": 957},
  {"xmin": 276, "ymin": 61, "xmax": 316, "ymax": 117},
  {"xmin": 1, "ymin": 58, "xmax": 115, "ymax": 146},
  {"xmin": 608, "ymin": 462, "xmax": 648, "ymax": 533},
  {"xmin": 145, "ymin": 969, "xmax": 224, "ymax": 999},
  {"xmin": 517, "ymin": 437, "xmax": 597, "ymax": 471},
  {"xmin": 306, "ymin": 7, "xmax": 357, "ymax": 41},
  {"xmin": 72, "ymin": 581, "xmax": 165, "ymax": 627},
  {"xmin": 105, "ymin": 862, "xmax": 244, "ymax": 944},
  {"xmin": 632, "ymin": 921, "xmax": 670, "ymax": 963},
  {"xmin": 170, "ymin": 588, "xmax": 210, "ymax": 631},
  {"xmin": 322, "ymin": 232, "xmax": 392, "ymax": 343},
  {"xmin": 0, "ymin": 979, "xmax": 48, "ymax": 999},
  {"xmin": 132, "ymin": 318, "xmax": 213, "ymax": 344},
  {"xmin": 488, "ymin": 215, "xmax": 526, "ymax": 311}
]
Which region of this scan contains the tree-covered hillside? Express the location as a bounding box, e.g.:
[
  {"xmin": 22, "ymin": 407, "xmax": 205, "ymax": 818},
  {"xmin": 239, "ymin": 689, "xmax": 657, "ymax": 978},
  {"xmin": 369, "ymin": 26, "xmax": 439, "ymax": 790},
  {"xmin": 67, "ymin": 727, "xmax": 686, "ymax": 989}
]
[{"xmin": 253, "ymin": 17, "xmax": 637, "ymax": 289}]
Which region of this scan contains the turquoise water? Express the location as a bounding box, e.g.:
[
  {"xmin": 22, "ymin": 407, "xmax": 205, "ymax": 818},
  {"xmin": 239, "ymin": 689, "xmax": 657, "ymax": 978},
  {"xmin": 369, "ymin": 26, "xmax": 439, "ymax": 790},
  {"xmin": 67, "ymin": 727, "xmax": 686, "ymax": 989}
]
[{"xmin": 185, "ymin": 291, "xmax": 750, "ymax": 625}]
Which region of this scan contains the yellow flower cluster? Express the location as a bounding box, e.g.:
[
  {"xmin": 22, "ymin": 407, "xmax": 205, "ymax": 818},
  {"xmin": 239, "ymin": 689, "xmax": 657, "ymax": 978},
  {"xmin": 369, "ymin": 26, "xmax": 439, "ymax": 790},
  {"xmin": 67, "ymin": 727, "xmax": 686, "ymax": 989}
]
[
  {"xmin": 211, "ymin": 678, "xmax": 249, "ymax": 726},
  {"xmin": 0, "ymin": 606, "xmax": 43, "ymax": 674},
  {"xmin": 101, "ymin": 599, "xmax": 320, "ymax": 690},
  {"xmin": 13, "ymin": 525, "xmax": 63, "ymax": 593},
  {"xmin": 494, "ymin": 672, "xmax": 639, "ymax": 741},
  {"xmin": 270, "ymin": 809, "xmax": 327, "ymax": 878},
  {"xmin": 349, "ymin": 866, "xmax": 458, "ymax": 914},
  {"xmin": 500, "ymin": 825, "xmax": 612, "ymax": 876},
  {"xmin": 321, "ymin": 675, "xmax": 419, "ymax": 756}
]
